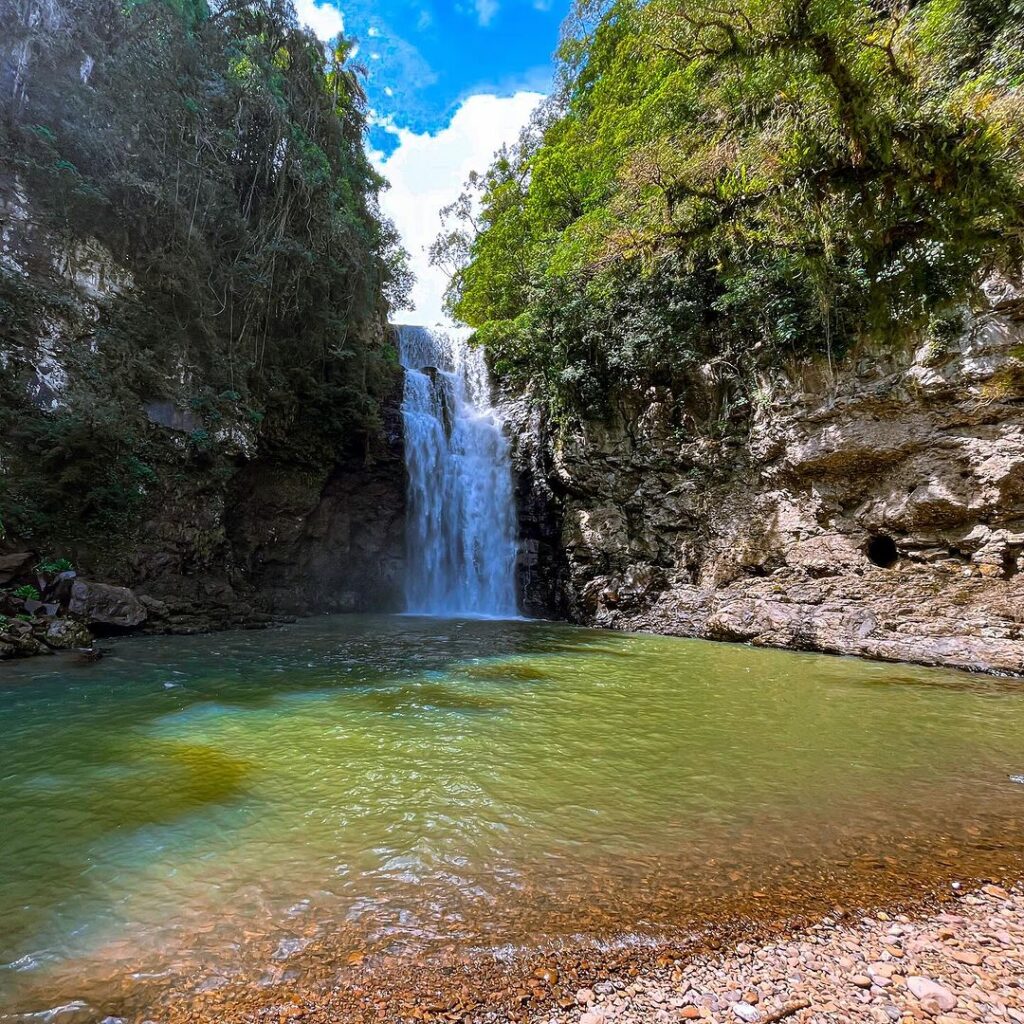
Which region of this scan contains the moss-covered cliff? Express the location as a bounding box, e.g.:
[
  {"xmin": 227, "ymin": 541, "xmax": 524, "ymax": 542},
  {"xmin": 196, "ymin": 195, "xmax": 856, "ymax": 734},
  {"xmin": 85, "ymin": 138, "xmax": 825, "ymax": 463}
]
[{"xmin": 0, "ymin": 0, "xmax": 409, "ymax": 627}]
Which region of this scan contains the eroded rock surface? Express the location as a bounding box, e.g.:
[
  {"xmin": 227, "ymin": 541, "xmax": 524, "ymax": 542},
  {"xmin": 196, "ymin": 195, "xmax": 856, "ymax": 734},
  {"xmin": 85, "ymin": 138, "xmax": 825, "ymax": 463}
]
[{"xmin": 521, "ymin": 291, "xmax": 1024, "ymax": 674}]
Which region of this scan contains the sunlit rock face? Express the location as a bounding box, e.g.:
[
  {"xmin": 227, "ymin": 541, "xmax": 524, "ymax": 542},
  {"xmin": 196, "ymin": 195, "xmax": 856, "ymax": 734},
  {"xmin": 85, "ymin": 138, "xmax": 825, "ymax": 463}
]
[{"xmin": 515, "ymin": 277, "xmax": 1024, "ymax": 674}]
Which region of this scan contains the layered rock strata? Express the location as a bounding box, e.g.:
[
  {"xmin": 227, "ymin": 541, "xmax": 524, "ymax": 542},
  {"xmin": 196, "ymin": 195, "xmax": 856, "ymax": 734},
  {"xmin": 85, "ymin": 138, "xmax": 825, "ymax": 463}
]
[{"xmin": 520, "ymin": 283, "xmax": 1024, "ymax": 674}]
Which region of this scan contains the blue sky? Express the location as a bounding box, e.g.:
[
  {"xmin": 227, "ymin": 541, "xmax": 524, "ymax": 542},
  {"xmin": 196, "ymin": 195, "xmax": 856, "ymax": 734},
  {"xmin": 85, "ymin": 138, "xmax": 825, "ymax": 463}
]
[
  {"xmin": 298, "ymin": 0, "xmax": 565, "ymax": 144},
  {"xmin": 295, "ymin": 0, "xmax": 563, "ymax": 321}
]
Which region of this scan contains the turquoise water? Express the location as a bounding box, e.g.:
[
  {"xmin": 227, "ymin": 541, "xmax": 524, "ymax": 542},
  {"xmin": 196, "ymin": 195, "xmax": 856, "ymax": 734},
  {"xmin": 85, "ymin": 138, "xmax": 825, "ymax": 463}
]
[{"xmin": 1, "ymin": 615, "xmax": 1023, "ymax": 1015}]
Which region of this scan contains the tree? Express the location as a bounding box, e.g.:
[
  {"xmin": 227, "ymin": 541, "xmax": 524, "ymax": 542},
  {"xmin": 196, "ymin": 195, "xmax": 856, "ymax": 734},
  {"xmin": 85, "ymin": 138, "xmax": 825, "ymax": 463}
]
[{"xmin": 438, "ymin": 0, "xmax": 1024, "ymax": 417}]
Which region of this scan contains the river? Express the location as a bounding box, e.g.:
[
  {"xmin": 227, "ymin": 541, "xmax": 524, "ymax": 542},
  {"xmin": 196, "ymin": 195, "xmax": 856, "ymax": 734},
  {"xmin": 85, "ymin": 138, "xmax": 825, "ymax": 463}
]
[{"xmin": 1, "ymin": 615, "xmax": 1023, "ymax": 1016}]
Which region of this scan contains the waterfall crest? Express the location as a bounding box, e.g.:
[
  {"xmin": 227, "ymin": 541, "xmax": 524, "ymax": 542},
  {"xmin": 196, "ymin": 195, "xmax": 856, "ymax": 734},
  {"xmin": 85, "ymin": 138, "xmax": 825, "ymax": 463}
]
[{"xmin": 398, "ymin": 325, "xmax": 519, "ymax": 617}]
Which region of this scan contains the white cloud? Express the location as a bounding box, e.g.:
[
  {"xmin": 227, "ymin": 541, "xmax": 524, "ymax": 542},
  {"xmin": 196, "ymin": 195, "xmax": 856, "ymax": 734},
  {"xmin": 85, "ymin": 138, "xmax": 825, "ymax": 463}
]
[
  {"xmin": 367, "ymin": 25, "xmax": 381, "ymax": 36},
  {"xmin": 294, "ymin": 0, "xmax": 344, "ymax": 41},
  {"xmin": 474, "ymin": 0, "xmax": 499, "ymax": 25},
  {"xmin": 372, "ymin": 91, "xmax": 544, "ymax": 326}
]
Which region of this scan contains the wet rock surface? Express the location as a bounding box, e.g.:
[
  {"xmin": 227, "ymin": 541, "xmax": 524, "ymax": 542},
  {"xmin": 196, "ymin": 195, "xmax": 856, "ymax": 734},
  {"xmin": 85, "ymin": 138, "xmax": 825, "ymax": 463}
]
[
  {"xmin": 67, "ymin": 580, "xmax": 147, "ymax": 630},
  {"xmin": 527, "ymin": 294, "xmax": 1024, "ymax": 674}
]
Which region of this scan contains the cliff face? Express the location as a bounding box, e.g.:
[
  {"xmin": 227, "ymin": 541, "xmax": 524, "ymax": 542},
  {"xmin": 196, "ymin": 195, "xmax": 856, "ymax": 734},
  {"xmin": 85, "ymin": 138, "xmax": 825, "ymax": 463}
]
[
  {"xmin": 519, "ymin": 279, "xmax": 1024, "ymax": 674},
  {"xmin": 1, "ymin": 175, "xmax": 406, "ymax": 633},
  {"xmin": 1, "ymin": 0, "xmax": 409, "ymax": 641},
  {"xmin": 116, "ymin": 419, "xmax": 406, "ymax": 633}
]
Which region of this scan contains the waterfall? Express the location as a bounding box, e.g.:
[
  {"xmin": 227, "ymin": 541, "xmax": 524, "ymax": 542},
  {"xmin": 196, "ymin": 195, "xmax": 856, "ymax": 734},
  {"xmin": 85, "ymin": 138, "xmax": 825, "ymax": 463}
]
[{"xmin": 398, "ymin": 325, "xmax": 519, "ymax": 617}]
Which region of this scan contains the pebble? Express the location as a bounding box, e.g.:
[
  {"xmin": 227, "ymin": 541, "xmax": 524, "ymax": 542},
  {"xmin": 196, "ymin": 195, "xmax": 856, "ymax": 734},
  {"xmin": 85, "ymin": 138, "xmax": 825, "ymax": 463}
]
[
  {"xmin": 951, "ymin": 950, "xmax": 982, "ymax": 966},
  {"xmin": 907, "ymin": 977, "xmax": 958, "ymax": 1012},
  {"xmin": 731, "ymin": 1004, "xmax": 759, "ymax": 1022},
  {"xmin": 526, "ymin": 886, "xmax": 1023, "ymax": 1024},
  {"xmin": 156, "ymin": 885, "xmax": 1024, "ymax": 1024}
]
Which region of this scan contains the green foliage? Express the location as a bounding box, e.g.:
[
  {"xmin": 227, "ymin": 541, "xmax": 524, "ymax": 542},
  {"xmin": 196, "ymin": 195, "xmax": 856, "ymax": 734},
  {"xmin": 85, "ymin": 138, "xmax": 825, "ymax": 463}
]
[
  {"xmin": 12, "ymin": 585, "xmax": 41, "ymax": 601},
  {"xmin": 36, "ymin": 557, "xmax": 74, "ymax": 574},
  {"xmin": 0, "ymin": 412, "xmax": 157, "ymax": 537},
  {"xmin": 440, "ymin": 0, "xmax": 1024, "ymax": 417},
  {"xmin": 0, "ymin": 0, "xmax": 409, "ymax": 547}
]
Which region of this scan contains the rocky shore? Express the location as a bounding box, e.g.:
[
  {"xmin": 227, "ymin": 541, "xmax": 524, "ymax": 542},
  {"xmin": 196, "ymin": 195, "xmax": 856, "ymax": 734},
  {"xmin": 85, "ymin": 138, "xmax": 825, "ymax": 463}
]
[
  {"xmin": 158, "ymin": 885, "xmax": 1023, "ymax": 1024},
  {"xmin": 542, "ymin": 885, "xmax": 1024, "ymax": 1024},
  {"xmin": 0, "ymin": 549, "xmax": 227, "ymax": 660}
]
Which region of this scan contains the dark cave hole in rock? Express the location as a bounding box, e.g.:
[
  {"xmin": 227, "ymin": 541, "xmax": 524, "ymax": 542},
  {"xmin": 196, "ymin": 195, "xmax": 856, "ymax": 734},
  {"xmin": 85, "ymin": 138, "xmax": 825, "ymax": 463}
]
[{"xmin": 866, "ymin": 534, "xmax": 899, "ymax": 568}]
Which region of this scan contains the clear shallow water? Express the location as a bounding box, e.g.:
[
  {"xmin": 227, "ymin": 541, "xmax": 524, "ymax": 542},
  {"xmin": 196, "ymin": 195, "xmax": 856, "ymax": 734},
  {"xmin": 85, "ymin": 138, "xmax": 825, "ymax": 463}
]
[{"xmin": 1, "ymin": 615, "xmax": 1023, "ymax": 1015}]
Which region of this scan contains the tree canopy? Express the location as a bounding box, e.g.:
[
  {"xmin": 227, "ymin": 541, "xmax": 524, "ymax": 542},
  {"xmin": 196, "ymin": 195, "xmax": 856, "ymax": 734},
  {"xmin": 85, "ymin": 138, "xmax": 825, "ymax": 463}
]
[
  {"xmin": 437, "ymin": 0, "xmax": 1024, "ymax": 417},
  {"xmin": 1, "ymin": 0, "xmax": 410, "ymax": 539}
]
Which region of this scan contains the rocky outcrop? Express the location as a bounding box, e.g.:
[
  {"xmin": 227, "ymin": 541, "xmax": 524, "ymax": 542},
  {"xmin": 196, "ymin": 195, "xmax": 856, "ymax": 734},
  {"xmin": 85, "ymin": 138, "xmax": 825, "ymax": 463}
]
[
  {"xmin": 0, "ymin": 564, "xmax": 97, "ymax": 658},
  {"xmin": 505, "ymin": 395, "xmax": 569, "ymax": 618},
  {"xmin": 67, "ymin": 579, "xmax": 147, "ymax": 630},
  {"xmin": 527, "ymin": 280, "xmax": 1024, "ymax": 674}
]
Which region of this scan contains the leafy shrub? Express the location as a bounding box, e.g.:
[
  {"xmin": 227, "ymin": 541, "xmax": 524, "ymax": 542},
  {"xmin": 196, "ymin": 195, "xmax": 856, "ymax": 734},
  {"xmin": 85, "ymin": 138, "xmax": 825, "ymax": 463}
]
[
  {"xmin": 37, "ymin": 557, "xmax": 74, "ymax": 574},
  {"xmin": 13, "ymin": 585, "xmax": 41, "ymax": 601}
]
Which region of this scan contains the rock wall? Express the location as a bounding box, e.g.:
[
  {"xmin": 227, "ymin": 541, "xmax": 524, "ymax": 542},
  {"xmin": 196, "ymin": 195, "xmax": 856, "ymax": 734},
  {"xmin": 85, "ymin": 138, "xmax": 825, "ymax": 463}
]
[
  {"xmin": 1, "ymin": 420, "xmax": 406, "ymax": 639},
  {"xmin": 226, "ymin": 411, "xmax": 406, "ymax": 619},
  {"xmin": 505, "ymin": 396, "xmax": 569, "ymax": 619},
  {"xmin": 1, "ymin": 168, "xmax": 406, "ymax": 636},
  {"xmin": 521, "ymin": 280, "xmax": 1024, "ymax": 675},
  {"xmin": 117, "ymin": 412, "xmax": 407, "ymax": 634}
]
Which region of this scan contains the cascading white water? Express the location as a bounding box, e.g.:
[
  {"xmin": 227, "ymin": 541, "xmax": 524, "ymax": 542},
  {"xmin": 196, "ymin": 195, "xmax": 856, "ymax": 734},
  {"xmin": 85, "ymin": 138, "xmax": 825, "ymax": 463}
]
[{"xmin": 398, "ymin": 325, "xmax": 519, "ymax": 617}]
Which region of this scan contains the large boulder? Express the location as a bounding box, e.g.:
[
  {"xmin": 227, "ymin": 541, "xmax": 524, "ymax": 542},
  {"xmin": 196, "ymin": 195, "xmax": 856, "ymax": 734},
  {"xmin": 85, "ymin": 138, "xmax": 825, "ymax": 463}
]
[
  {"xmin": 0, "ymin": 551, "xmax": 34, "ymax": 585},
  {"xmin": 67, "ymin": 580, "xmax": 148, "ymax": 630}
]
